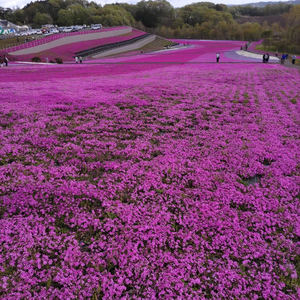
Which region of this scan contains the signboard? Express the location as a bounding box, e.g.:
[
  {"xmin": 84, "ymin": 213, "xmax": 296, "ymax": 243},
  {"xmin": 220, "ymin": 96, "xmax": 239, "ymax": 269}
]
[{"xmin": 0, "ymin": 27, "xmax": 16, "ymax": 35}]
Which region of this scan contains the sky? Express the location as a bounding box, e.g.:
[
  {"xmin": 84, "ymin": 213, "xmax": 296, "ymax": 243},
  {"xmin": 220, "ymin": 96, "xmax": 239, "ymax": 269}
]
[{"xmin": 0, "ymin": 0, "xmax": 292, "ymax": 9}]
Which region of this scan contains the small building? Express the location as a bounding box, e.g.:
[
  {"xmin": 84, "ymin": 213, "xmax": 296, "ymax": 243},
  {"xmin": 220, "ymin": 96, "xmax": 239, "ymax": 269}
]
[{"xmin": 0, "ymin": 20, "xmax": 18, "ymax": 35}]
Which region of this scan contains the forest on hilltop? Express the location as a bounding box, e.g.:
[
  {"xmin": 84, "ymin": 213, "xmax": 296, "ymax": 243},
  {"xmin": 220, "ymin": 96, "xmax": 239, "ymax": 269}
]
[{"xmin": 0, "ymin": 0, "xmax": 299, "ymax": 53}]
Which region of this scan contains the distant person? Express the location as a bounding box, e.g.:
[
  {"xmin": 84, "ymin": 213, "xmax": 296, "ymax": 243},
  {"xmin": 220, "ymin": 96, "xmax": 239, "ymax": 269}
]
[
  {"xmin": 240, "ymin": 45, "xmax": 243, "ymax": 50},
  {"xmin": 275, "ymin": 52, "xmax": 278, "ymax": 57},
  {"xmin": 281, "ymin": 54, "xmax": 285, "ymax": 65},
  {"xmin": 262, "ymin": 53, "xmax": 266, "ymax": 63},
  {"xmin": 292, "ymin": 55, "xmax": 296, "ymax": 65},
  {"xmin": 0, "ymin": 56, "xmax": 3, "ymax": 67},
  {"xmin": 216, "ymin": 53, "xmax": 220, "ymax": 63},
  {"xmin": 79, "ymin": 56, "xmax": 83, "ymax": 64},
  {"xmin": 245, "ymin": 43, "xmax": 248, "ymax": 50},
  {"xmin": 263, "ymin": 53, "xmax": 268, "ymax": 63},
  {"xmin": 75, "ymin": 56, "xmax": 79, "ymax": 64},
  {"xmin": 3, "ymin": 55, "xmax": 8, "ymax": 67}
]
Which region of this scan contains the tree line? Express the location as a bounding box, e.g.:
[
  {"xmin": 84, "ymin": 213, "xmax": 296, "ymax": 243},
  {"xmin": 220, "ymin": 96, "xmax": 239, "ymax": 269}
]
[{"xmin": 0, "ymin": 0, "xmax": 299, "ymax": 53}]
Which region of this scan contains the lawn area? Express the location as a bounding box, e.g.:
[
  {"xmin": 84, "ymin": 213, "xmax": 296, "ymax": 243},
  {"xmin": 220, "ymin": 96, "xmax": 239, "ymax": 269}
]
[{"xmin": 0, "ymin": 35, "xmax": 41, "ymax": 50}]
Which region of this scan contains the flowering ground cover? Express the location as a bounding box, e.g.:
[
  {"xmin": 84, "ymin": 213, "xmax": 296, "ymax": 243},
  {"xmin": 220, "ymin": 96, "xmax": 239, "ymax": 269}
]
[
  {"xmin": 171, "ymin": 39, "xmax": 244, "ymax": 63},
  {"xmin": 0, "ymin": 43, "xmax": 299, "ymax": 299}
]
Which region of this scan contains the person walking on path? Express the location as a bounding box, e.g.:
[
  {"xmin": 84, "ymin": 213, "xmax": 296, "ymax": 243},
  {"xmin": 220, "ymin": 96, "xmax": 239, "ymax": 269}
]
[
  {"xmin": 265, "ymin": 53, "xmax": 270, "ymax": 63},
  {"xmin": 281, "ymin": 54, "xmax": 285, "ymax": 65},
  {"xmin": 79, "ymin": 56, "xmax": 83, "ymax": 64},
  {"xmin": 292, "ymin": 55, "xmax": 296, "ymax": 65},
  {"xmin": 216, "ymin": 53, "xmax": 220, "ymax": 63},
  {"xmin": 263, "ymin": 53, "xmax": 266, "ymax": 63},
  {"xmin": 75, "ymin": 56, "xmax": 79, "ymax": 64},
  {"xmin": 3, "ymin": 55, "xmax": 8, "ymax": 67}
]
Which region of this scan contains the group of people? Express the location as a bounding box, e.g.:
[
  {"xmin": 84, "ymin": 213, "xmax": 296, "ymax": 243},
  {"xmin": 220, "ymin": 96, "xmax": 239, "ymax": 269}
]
[
  {"xmin": 263, "ymin": 53, "xmax": 297, "ymax": 65},
  {"xmin": 262, "ymin": 53, "xmax": 270, "ymax": 63},
  {"xmin": 74, "ymin": 56, "xmax": 83, "ymax": 64},
  {"xmin": 280, "ymin": 53, "xmax": 297, "ymax": 65},
  {"xmin": 281, "ymin": 53, "xmax": 288, "ymax": 64},
  {"xmin": 0, "ymin": 55, "xmax": 9, "ymax": 67}
]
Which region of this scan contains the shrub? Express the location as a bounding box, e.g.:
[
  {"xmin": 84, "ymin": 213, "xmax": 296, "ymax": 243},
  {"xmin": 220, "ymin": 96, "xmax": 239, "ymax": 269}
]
[
  {"xmin": 55, "ymin": 57, "xmax": 63, "ymax": 64},
  {"xmin": 290, "ymin": 98, "xmax": 297, "ymax": 104},
  {"xmin": 32, "ymin": 56, "xmax": 41, "ymax": 62}
]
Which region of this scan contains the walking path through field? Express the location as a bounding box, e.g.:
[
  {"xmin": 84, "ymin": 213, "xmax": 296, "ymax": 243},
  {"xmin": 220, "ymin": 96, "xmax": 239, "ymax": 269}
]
[{"xmin": 231, "ymin": 50, "xmax": 279, "ymax": 62}]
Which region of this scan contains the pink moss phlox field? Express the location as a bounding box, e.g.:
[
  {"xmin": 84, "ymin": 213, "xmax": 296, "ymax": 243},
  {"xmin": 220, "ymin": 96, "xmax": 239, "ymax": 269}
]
[{"xmin": 0, "ymin": 43, "xmax": 300, "ymax": 299}]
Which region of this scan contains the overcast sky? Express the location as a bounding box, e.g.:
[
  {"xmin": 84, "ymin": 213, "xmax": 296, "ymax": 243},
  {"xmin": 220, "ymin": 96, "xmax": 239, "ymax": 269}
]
[{"xmin": 0, "ymin": 0, "xmax": 291, "ymax": 9}]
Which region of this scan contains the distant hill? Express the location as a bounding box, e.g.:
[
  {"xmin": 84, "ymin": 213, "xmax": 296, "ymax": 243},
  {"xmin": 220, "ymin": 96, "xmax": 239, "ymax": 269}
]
[{"xmin": 241, "ymin": 0, "xmax": 300, "ymax": 7}]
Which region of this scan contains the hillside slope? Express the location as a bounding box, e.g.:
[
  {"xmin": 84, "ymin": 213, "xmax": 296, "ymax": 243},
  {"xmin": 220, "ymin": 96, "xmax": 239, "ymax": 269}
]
[
  {"xmin": 6, "ymin": 27, "xmax": 175, "ymax": 62},
  {"xmin": 6, "ymin": 27, "xmax": 147, "ymax": 62}
]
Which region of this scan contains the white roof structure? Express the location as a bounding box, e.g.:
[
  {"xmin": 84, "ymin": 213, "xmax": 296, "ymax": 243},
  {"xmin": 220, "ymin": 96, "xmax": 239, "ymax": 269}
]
[{"xmin": 0, "ymin": 19, "xmax": 21, "ymax": 34}]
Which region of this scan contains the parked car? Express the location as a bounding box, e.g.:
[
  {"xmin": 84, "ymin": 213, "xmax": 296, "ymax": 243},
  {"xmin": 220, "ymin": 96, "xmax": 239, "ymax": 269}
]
[
  {"xmin": 63, "ymin": 27, "xmax": 73, "ymax": 33},
  {"xmin": 19, "ymin": 31, "xmax": 30, "ymax": 36},
  {"xmin": 74, "ymin": 25, "xmax": 83, "ymax": 31},
  {"xmin": 50, "ymin": 29, "xmax": 59, "ymax": 34},
  {"xmin": 91, "ymin": 24, "xmax": 102, "ymax": 30}
]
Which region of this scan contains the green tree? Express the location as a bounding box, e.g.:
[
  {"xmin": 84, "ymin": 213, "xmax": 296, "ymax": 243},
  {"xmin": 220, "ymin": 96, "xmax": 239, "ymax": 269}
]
[
  {"xmin": 68, "ymin": 4, "xmax": 89, "ymax": 25},
  {"xmin": 286, "ymin": 5, "xmax": 300, "ymax": 45},
  {"xmin": 241, "ymin": 22, "xmax": 261, "ymax": 41},
  {"xmin": 97, "ymin": 5, "xmax": 135, "ymax": 26},
  {"xmin": 135, "ymin": 0, "xmax": 174, "ymax": 28},
  {"xmin": 33, "ymin": 12, "xmax": 53, "ymax": 26},
  {"xmin": 57, "ymin": 9, "xmax": 73, "ymax": 26},
  {"xmin": 48, "ymin": 0, "xmax": 64, "ymax": 23}
]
